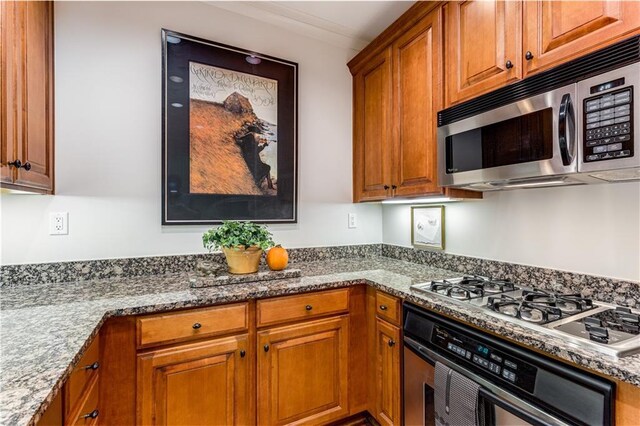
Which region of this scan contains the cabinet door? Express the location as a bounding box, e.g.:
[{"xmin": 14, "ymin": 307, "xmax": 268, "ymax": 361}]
[
  {"xmin": 258, "ymin": 316, "xmax": 349, "ymax": 425},
  {"xmin": 523, "ymin": 1, "xmax": 640, "ymax": 76},
  {"xmin": 353, "ymin": 47, "xmax": 393, "ymax": 202},
  {"xmin": 445, "ymin": 0, "xmax": 522, "ymax": 106},
  {"xmin": 137, "ymin": 334, "xmax": 251, "ymax": 426},
  {"xmin": 1, "ymin": 0, "xmax": 20, "ymax": 184},
  {"xmin": 374, "ymin": 319, "xmax": 401, "ymax": 426},
  {"xmin": 0, "ymin": 0, "xmax": 53, "ymax": 192},
  {"xmin": 14, "ymin": 0, "xmax": 54, "ymax": 191},
  {"xmin": 392, "ymin": 8, "xmax": 442, "ymax": 197}
]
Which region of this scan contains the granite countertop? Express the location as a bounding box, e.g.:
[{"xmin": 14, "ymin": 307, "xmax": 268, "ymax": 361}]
[{"xmin": 1, "ymin": 256, "xmax": 639, "ymax": 425}]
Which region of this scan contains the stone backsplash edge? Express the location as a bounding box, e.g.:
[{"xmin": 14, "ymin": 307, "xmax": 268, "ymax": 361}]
[
  {"xmin": 381, "ymin": 244, "xmax": 639, "ymax": 307},
  {"xmin": 2, "ymin": 244, "xmax": 638, "ymax": 307},
  {"xmin": 0, "ymin": 244, "xmax": 383, "ymax": 286}
]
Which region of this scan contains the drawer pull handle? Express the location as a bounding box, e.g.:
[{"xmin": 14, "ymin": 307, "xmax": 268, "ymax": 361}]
[
  {"xmin": 82, "ymin": 409, "xmax": 99, "ymax": 419},
  {"xmin": 505, "ymin": 60, "xmax": 513, "ymax": 69},
  {"xmin": 240, "ymin": 350, "xmax": 246, "ymax": 358},
  {"xmin": 379, "ymin": 305, "xmax": 388, "ymax": 311},
  {"xmin": 192, "ymin": 323, "xmax": 202, "ymax": 329},
  {"xmin": 264, "ymin": 344, "xmax": 270, "ymax": 352},
  {"xmin": 525, "ymin": 51, "xmax": 534, "ymax": 61},
  {"xmin": 84, "ymin": 361, "xmax": 100, "ymax": 371},
  {"xmin": 388, "ymin": 339, "xmax": 396, "ymax": 347},
  {"xmin": 305, "ymin": 305, "xmax": 313, "ymax": 311}
]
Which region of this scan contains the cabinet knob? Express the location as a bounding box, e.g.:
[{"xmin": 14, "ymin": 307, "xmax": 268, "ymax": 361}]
[
  {"xmin": 383, "ymin": 185, "xmax": 390, "ymax": 190},
  {"xmin": 305, "ymin": 305, "xmax": 313, "ymax": 311},
  {"xmin": 83, "ymin": 361, "xmax": 100, "ymax": 371},
  {"xmin": 192, "ymin": 322, "xmax": 202, "ymax": 329},
  {"xmin": 7, "ymin": 159, "xmax": 31, "ymax": 170},
  {"xmin": 264, "ymin": 344, "xmax": 270, "ymax": 352},
  {"xmin": 388, "ymin": 339, "xmax": 396, "ymax": 347},
  {"xmin": 505, "ymin": 60, "xmax": 513, "ymax": 69},
  {"xmin": 240, "ymin": 350, "xmax": 246, "ymax": 358},
  {"xmin": 379, "ymin": 305, "xmax": 388, "ymax": 311},
  {"xmin": 82, "ymin": 410, "xmax": 99, "ymax": 419},
  {"xmin": 525, "ymin": 51, "xmax": 534, "ymax": 61}
]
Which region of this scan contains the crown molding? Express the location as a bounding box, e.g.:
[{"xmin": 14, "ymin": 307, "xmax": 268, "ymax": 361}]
[{"xmin": 205, "ymin": 1, "xmax": 371, "ymax": 52}]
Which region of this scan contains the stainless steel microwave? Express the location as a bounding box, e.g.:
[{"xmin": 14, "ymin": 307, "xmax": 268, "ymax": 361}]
[{"xmin": 437, "ymin": 58, "xmax": 640, "ymax": 191}]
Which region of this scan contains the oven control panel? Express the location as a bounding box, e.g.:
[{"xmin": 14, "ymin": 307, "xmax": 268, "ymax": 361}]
[
  {"xmin": 583, "ymin": 87, "xmax": 634, "ymax": 162},
  {"xmin": 432, "ymin": 324, "xmax": 537, "ymax": 393}
]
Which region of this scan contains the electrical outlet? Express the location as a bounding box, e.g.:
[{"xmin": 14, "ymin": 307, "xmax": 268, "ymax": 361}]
[
  {"xmin": 49, "ymin": 212, "xmax": 69, "ymax": 235},
  {"xmin": 348, "ymin": 213, "xmax": 357, "ymax": 229}
]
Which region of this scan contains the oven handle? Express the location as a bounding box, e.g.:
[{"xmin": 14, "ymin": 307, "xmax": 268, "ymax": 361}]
[
  {"xmin": 404, "ymin": 336, "xmax": 570, "ymax": 426},
  {"xmin": 558, "ymin": 93, "xmax": 576, "ymax": 166}
]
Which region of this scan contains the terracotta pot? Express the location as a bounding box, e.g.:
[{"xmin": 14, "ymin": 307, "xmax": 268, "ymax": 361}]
[{"xmin": 222, "ymin": 246, "xmax": 263, "ymax": 274}]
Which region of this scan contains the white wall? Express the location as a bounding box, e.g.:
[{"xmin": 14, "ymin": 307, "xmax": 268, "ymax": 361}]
[
  {"xmin": 383, "ymin": 182, "xmax": 640, "ymax": 281},
  {"xmin": 0, "ymin": 1, "xmax": 382, "ymax": 265}
]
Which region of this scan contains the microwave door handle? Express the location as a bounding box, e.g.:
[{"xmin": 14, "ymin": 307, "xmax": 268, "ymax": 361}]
[{"xmin": 558, "ymin": 93, "xmax": 576, "ymax": 166}]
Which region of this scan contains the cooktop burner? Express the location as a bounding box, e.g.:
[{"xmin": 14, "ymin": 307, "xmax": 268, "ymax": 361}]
[
  {"xmin": 426, "ymin": 275, "xmax": 517, "ymax": 300},
  {"xmin": 487, "ymin": 289, "xmax": 594, "ymax": 324},
  {"xmin": 409, "ymin": 277, "xmax": 640, "ymax": 357},
  {"xmin": 554, "ymin": 307, "xmax": 639, "ymax": 345}
]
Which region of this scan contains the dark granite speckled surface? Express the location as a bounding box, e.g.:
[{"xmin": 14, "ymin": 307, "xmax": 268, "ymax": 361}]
[{"xmin": 1, "ymin": 256, "xmax": 639, "ymax": 425}]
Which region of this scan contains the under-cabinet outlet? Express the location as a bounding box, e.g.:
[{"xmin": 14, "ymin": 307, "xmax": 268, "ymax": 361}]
[
  {"xmin": 348, "ymin": 213, "xmax": 357, "ymax": 229},
  {"xmin": 49, "ymin": 212, "xmax": 69, "ymax": 235}
]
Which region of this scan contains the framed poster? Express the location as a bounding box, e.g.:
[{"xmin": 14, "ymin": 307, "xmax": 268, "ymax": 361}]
[
  {"xmin": 411, "ymin": 206, "xmax": 445, "ymax": 250},
  {"xmin": 162, "ymin": 29, "xmax": 298, "ymax": 224}
]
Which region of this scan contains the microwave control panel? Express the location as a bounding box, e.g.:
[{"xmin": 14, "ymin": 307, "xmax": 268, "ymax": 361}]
[{"xmin": 584, "ymin": 87, "xmax": 634, "ymax": 162}]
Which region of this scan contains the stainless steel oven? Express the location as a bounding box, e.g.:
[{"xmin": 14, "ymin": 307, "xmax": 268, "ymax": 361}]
[
  {"xmin": 403, "ymin": 303, "xmax": 615, "ymax": 426},
  {"xmin": 437, "ymin": 36, "xmax": 640, "ymax": 191}
]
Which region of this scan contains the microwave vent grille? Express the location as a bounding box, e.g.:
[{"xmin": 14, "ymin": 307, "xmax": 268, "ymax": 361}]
[{"xmin": 438, "ymin": 35, "xmax": 640, "ymax": 127}]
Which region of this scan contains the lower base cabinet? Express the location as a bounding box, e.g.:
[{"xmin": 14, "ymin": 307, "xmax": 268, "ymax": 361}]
[
  {"xmin": 374, "ymin": 318, "xmax": 401, "ymax": 426},
  {"xmin": 257, "ymin": 315, "xmax": 350, "ymax": 425},
  {"xmin": 137, "ymin": 334, "xmax": 251, "ymax": 425}
]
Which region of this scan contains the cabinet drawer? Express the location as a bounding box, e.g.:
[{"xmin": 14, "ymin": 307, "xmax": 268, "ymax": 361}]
[
  {"xmin": 65, "ymin": 337, "xmax": 100, "ymax": 415},
  {"xmin": 257, "ymin": 289, "xmax": 349, "ymax": 327},
  {"xmin": 67, "ymin": 374, "xmax": 99, "ymax": 426},
  {"xmin": 376, "ymin": 291, "xmax": 401, "ymax": 326},
  {"xmin": 137, "ymin": 303, "xmax": 248, "ymax": 348}
]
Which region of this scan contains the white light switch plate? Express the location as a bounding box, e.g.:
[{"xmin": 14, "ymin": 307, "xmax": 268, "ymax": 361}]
[{"xmin": 49, "ymin": 212, "xmax": 69, "ymax": 235}]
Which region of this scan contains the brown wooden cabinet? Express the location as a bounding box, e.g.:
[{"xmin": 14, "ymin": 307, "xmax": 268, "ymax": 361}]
[
  {"xmin": 257, "ymin": 315, "xmax": 350, "ymax": 425},
  {"xmin": 352, "ymin": 47, "xmax": 393, "ymax": 202},
  {"xmin": 523, "ymin": 0, "xmax": 640, "ymax": 77},
  {"xmin": 444, "ymin": 0, "xmax": 522, "ymax": 106},
  {"xmin": 373, "ymin": 318, "xmax": 401, "ymax": 426},
  {"xmin": 350, "ymin": 4, "xmax": 481, "ymax": 202},
  {"xmin": 137, "ymin": 334, "xmax": 251, "ymax": 425},
  {"xmin": 367, "ymin": 289, "xmax": 402, "ymax": 426},
  {"xmin": 391, "ymin": 8, "xmax": 442, "ymax": 197},
  {"xmin": 0, "ymin": 0, "xmax": 54, "ymax": 193}
]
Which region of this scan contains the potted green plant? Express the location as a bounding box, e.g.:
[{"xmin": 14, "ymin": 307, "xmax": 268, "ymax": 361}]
[{"xmin": 202, "ymin": 221, "xmax": 274, "ymax": 274}]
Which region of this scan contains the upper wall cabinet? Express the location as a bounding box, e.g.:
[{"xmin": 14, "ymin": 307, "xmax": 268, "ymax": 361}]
[
  {"xmin": 349, "ymin": 4, "xmax": 481, "ymax": 202},
  {"xmin": 523, "ymin": 1, "xmax": 640, "ymax": 76},
  {"xmin": 1, "ymin": 0, "xmax": 54, "ymax": 194},
  {"xmin": 352, "ymin": 47, "xmax": 393, "ymax": 202},
  {"xmin": 444, "ymin": 0, "xmax": 522, "ymax": 106},
  {"xmin": 392, "ymin": 10, "xmax": 442, "ymax": 197}
]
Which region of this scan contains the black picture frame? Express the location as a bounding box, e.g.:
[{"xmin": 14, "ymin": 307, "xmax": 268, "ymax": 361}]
[{"xmin": 162, "ymin": 29, "xmax": 298, "ymax": 225}]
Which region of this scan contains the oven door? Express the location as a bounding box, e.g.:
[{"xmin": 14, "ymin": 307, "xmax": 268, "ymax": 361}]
[
  {"xmin": 438, "ymin": 84, "xmax": 578, "ymax": 190},
  {"xmin": 404, "ymin": 338, "xmax": 570, "ymax": 426}
]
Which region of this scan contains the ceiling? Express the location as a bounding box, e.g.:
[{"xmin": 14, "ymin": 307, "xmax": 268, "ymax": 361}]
[{"xmin": 209, "ymin": 1, "xmax": 416, "ymax": 51}]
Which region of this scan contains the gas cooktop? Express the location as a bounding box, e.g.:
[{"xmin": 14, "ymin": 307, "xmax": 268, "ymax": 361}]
[{"xmin": 410, "ymin": 275, "xmax": 640, "ymax": 357}]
